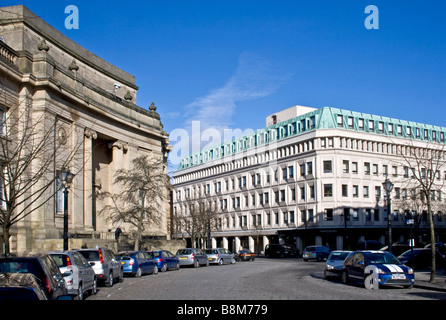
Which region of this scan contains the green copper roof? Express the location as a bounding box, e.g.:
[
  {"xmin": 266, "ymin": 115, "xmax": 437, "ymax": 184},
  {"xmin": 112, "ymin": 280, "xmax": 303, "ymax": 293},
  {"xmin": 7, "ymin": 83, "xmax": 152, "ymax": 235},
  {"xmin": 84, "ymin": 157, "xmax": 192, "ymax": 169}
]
[{"xmin": 176, "ymin": 107, "xmax": 446, "ymax": 171}]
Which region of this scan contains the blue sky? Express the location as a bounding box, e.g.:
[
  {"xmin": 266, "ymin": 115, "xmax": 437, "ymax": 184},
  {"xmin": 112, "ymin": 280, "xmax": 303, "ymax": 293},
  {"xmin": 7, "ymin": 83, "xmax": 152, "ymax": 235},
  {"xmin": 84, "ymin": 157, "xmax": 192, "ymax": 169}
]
[{"xmin": 2, "ymin": 0, "xmax": 445, "ymax": 171}]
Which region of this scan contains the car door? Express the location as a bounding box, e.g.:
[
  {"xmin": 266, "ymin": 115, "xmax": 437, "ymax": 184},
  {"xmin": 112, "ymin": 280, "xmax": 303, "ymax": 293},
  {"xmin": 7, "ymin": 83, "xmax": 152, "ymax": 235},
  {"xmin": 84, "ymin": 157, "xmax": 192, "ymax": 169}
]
[
  {"xmin": 221, "ymin": 249, "xmax": 231, "ymax": 263},
  {"xmin": 163, "ymin": 251, "xmax": 174, "ymax": 269},
  {"xmin": 137, "ymin": 252, "xmax": 150, "ymax": 274},
  {"xmin": 105, "ymin": 250, "xmax": 120, "ymax": 278},
  {"xmin": 74, "ymin": 252, "xmax": 94, "ymax": 290},
  {"xmin": 350, "ymin": 253, "xmax": 366, "ymax": 279},
  {"xmin": 195, "ymin": 249, "xmax": 205, "ymax": 264},
  {"xmin": 43, "ymin": 255, "xmax": 67, "ymax": 298}
]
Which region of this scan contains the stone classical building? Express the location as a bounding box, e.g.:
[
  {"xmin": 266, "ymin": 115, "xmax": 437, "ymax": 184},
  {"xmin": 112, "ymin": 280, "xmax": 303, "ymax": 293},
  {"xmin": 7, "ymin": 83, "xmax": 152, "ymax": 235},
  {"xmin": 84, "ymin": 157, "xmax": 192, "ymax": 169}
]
[
  {"xmin": 0, "ymin": 5, "xmax": 171, "ymax": 253},
  {"xmin": 172, "ymin": 105, "xmax": 446, "ymax": 254}
]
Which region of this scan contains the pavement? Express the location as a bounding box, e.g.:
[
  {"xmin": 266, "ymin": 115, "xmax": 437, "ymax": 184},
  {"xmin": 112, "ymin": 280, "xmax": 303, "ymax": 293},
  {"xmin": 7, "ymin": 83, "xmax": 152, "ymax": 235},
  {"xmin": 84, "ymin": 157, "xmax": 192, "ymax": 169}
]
[{"xmin": 413, "ymin": 269, "xmax": 446, "ymax": 292}]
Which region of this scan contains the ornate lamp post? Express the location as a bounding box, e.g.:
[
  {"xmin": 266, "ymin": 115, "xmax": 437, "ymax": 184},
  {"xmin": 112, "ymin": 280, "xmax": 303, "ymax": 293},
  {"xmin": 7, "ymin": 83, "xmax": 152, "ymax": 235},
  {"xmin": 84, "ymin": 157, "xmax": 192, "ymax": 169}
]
[
  {"xmin": 382, "ymin": 178, "xmax": 394, "ymax": 253},
  {"xmin": 58, "ymin": 168, "xmax": 74, "ymax": 250}
]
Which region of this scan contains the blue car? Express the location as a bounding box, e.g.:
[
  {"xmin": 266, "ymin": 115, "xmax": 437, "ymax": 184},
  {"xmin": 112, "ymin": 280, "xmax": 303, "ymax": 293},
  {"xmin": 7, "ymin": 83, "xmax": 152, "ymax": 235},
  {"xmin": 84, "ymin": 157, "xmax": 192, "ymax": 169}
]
[
  {"xmin": 342, "ymin": 250, "xmax": 414, "ymax": 289},
  {"xmin": 116, "ymin": 251, "xmax": 158, "ymax": 277},
  {"xmin": 147, "ymin": 250, "xmax": 180, "ymax": 272}
]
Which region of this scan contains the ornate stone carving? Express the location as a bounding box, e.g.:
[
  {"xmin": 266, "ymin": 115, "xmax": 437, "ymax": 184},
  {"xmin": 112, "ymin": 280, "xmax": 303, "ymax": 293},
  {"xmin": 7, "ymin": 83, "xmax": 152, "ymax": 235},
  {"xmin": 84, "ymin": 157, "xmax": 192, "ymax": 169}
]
[
  {"xmin": 38, "ymin": 39, "xmax": 50, "ymax": 52},
  {"xmin": 69, "ymin": 59, "xmax": 79, "ymax": 71}
]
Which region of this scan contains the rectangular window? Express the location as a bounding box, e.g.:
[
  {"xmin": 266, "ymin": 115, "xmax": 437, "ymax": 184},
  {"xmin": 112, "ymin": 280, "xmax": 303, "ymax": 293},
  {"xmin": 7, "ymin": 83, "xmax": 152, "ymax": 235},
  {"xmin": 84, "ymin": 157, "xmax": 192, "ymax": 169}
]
[
  {"xmin": 323, "ymin": 160, "xmax": 332, "ymax": 173},
  {"xmin": 342, "ymin": 184, "xmax": 348, "ymax": 197},
  {"xmin": 324, "ymin": 184, "xmax": 333, "ymax": 197},
  {"xmin": 324, "ymin": 209, "xmax": 333, "ymax": 221},
  {"xmin": 364, "ymin": 162, "xmax": 370, "ymax": 175},
  {"xmin": 343, "ymin": 160, "xmax": 349, "ymax": 173}
]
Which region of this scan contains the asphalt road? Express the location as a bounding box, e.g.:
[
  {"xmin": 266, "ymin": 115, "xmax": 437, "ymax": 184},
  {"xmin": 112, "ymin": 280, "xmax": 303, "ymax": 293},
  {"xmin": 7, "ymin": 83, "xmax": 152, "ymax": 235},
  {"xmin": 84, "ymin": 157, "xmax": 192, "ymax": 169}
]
[{"xmin": 87, "ymin": 257, "xmax": 446, "ymax": 301}]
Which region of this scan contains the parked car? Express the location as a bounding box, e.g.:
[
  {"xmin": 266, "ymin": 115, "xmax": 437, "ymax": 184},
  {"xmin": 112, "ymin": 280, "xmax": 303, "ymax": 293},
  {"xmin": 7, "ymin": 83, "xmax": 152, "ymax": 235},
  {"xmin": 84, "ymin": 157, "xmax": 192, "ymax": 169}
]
[
  {"xmin": 324, "ymin": 250, "xmax": 352, "ymax": 279},
  {"xmin": 379, "ymin": 242, "xmax": 412, "ymax": 257},
  {"xmin": 77, "ymin": 248, "xmax": 123, "ymax": 287},
  {"xmin": 302, "ymin": 245, "xmax": 331, "ymax": 261},
  {"xmin": 342, "ymin": 250, "xmax": 415, "ymax": 289},
  {"xmin": 176, "ymin": 248, "xmax": 209, "ymax": 267},
  {"xmin": 0, "ymin": 253, "xmax": 69, "ymax": 300},
  {"xmin": 354, "ymin": 240, "xmax": 385, "ymax": 250},
  {"xmin": 235, "ymin": 249, "xmax": 255, "ymax": 262},
  {"xmin": 116, "ymin": 251, "xmax": 158, "ymax": 277},
  {"xmin": 49, "ymin": 250, "xmax": 97, "ymax": 300},
  {"xmin": 148, "ymin": 250, "xmax": 180, "ymax": 272},
  {"xmin": 205, "ymin": 248, "xmax": 236, "ymax": 265},
  {"xmin": 0, "ymin": 273, "xmax": 48, "ymax": 300},
  {"xmin": 265, "ymin": 244, "xmax": 297, "ymax": 258},
  {"xmin": 398, "ymin": 248, "xmax": 446, "ymax": 270},
  {"xmin": 424, "ymin": 242, "xmax": 445, "ymax": 258}
]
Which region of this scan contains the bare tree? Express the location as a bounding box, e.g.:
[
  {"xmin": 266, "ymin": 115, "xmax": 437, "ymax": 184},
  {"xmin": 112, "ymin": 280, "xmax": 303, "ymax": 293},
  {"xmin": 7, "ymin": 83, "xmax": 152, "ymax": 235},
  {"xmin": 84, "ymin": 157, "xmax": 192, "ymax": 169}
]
[
  {"xmin": 96, "ymin": 156, "xmax": 170, "ymax": 251},
  {"xmin": 173, "ymin": 193, "xmax": 220, "ymax": 249},
  {"xmin": 394, "ymin": 141, "xmax": 446, "ymax": 283},
  {"xmin": 0, "ymin": 91, "xmax": 85, "ymax": 255}
]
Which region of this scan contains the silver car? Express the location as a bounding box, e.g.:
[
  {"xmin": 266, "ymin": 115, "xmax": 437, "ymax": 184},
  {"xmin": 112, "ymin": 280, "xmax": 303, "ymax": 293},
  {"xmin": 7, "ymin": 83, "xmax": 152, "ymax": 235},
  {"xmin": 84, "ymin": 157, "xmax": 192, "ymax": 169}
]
[
  {"xmin": 49, "ymin": 250, "xmax": 97, "ymax": 300},
  {"xmin": 205, "ymin": 248, "xmax": 236, "ymax": 265},
  {"xmin": 77, "ymin": 248, "xmax": 123, "ymax": 287},
  {"xmin": 176, "ymin": 248, "xmax": 209, "ymax": 267},
  {"xmin": 323, "ymin": 250, "xmax": 352, "ymax": 279}
]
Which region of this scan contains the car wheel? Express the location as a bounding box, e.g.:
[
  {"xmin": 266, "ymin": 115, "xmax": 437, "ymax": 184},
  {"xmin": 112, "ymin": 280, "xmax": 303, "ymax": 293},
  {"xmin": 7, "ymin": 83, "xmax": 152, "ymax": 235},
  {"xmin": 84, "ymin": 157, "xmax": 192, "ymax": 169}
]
[
  {"xmin": 175, "ymin": 262, "xmax": 180, "ymax": 270},
  {"xmin": 218, "ymin": 259, "xmax": 223, "ymax": 266},
  {"xmin": 341, "ymin": 271, "xmax": 349, "ymax": 284},
  {"xmin": 105, "ymin": 272, "xmax": 114, "ymax": 287},
  {"xmin": 323, "ymin": 269, "xmax": 328, "ymax": 279},
  {"xmin": 231, "ymin": 258, "xmax": 236, "ymax": 264},
  {"xmin": 194, "ymin": 260, "xmax": 200, "ymax": 268},
  {"xmin": 75, "ymin": 283, "xmax": 84, "ymax": 300},
  {"xmin": 135, "ymin": 267, "xmax": 142, "ymax": 277},
  {"xmin": 161, "ymin": 263, "xmax": 167, "ymax": 272},
  {"xmin": 153, "ymin": 265, "xmax": 159, "ymax": 275}
]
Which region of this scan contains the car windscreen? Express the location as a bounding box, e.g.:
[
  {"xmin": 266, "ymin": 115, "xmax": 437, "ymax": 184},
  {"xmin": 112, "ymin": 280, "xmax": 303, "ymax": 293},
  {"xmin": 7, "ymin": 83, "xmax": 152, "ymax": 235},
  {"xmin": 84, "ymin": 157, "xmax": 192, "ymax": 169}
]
[
  {"xmin": 205, "ymin": 250, "xmax": 218, "ymax": 254},
  {"xmin": 329, "ymin": 252, "xmax": 350, "ymax": 260},
  {"xmin": 365, "ymin": 252, "xmax": 400, "ymax": 265},
  {"xmin": 177, "ymin": 249, "xmax": 192, "ymax": 255}
]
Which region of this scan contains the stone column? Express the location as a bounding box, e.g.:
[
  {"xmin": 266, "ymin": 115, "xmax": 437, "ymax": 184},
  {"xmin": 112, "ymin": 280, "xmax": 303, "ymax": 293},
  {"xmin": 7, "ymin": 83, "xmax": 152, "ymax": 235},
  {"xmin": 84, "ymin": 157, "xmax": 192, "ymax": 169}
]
[
  {"xmin": 248, "ymin": 236, "xmax": 255, "ymax": 253},
  {"xmin": 108, "ymin": 140, "xmax": 128, "ymax": 194},
  {"xmin": 235, "ymin": 237, "xmax": 241, "ymax": 252},
  {"xmin": 222, "ymin": 237, "xmax": 228, "ymax": 249},
  {"xmin": 83, "ymin": 129, "xmax": 97, "ymax": 231}
]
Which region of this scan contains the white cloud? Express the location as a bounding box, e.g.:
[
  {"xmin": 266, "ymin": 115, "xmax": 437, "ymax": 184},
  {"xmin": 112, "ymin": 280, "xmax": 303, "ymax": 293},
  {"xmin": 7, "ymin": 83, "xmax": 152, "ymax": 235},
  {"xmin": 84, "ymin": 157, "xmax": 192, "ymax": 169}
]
[
  {"xmin": 168, "ymin": 52, "xmax": 291, "ymax": 168},
  {"xmin": 184, "ymin": 52, "xmax": 290, "ymax": 133}
]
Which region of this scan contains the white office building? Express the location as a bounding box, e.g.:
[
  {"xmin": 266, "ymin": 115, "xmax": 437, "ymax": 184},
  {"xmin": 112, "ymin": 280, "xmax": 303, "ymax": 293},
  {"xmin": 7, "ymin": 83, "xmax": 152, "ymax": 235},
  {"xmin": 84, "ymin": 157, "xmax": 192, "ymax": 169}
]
[{"xmin": 172, "ymin": 105, "xmax": 446, "ymax": 254}]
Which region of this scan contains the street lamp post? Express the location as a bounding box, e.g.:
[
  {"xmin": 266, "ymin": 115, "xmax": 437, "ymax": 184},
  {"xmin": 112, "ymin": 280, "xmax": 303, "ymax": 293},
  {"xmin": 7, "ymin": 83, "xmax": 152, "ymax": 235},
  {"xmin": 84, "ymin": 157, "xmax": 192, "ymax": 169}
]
[
  {"xmin": 58, "ymin": 168, "xmax": 74, "ymax": 251},
  {"xmin": 382, "ymin": 178, "xmax": 394, "ymax": 254}
]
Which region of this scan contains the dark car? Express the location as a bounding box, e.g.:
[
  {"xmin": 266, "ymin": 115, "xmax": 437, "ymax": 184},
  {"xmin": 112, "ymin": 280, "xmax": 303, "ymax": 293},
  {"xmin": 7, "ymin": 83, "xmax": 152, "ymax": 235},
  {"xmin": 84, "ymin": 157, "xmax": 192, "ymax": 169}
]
[
  {"xmin": 354, "ymin": 240, "xmax": 385, "ymax": 250},
  {"xmin": 116, "ymin": 251, "xmax": 158, "ymax": 277},
  {"xmin": 342, "ymin": 250, "xmax": 414, "ymax": 289},
  {"xmin": 148, "ymin": 250, "xmax": 180, "ymax": 272},
  {"xmin": 0, "ymin": 273, "xmax": 48, "ymax": 300},
  {"xmin": 265, "ymin": 244, "xmax": 297, "ymax": 258},
  {"xmin": 397, "ymin": 248, "xmax": 446, "ymax": 270},
  {"xmin": 379, "ymin": 242, "xmax": 412, "ymax": 257},
  {"xmin": 302, "ymin": 245, "xmax": 331, "ymax": 261},
  {"xmin": 235, "ymin": 249, "xmax": 255, "ymax": 262},
  {"xmin": 0, "ymin": 253, "xmax": 69, "ymax": 300}
]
